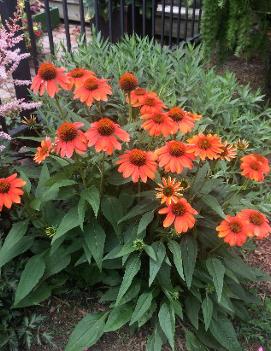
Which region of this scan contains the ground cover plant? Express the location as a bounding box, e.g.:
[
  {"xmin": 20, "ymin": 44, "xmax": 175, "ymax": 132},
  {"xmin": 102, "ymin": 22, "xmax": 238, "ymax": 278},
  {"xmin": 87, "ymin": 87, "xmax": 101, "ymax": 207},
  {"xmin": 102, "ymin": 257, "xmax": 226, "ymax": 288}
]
[{"xmin": 0, "ymin": 33, "xmax": 271, "ymax": 351}]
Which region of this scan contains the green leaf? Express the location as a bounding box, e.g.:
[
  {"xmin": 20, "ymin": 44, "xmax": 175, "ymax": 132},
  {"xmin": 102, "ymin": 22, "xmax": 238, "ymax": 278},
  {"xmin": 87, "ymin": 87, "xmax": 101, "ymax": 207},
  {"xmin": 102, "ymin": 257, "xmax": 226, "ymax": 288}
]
[
  {"xmin": 158, "ymin": 303, "xmax": 175, "ymax": 349},
  {"xmin": 146, "ymin": 325, "xmax": 163, "ymax": 351},
  {"xmin": 191, "ymin": 162, "xmax": 210, "ymax": 194},
  {"xmin": 83, "ymin": 186, "xmax": 100, "ymax": 217},
  {"xmin": 0, "ymin": 221, "xmax": 31, "ymax": 268},
  {"xmin": 168, "ymin": 240, "xmax": 184, "ymax": 280},
  {"xmin": 206, "ymin": 258, "xmax": 225, "ymax": 302},
  {"xmin": 105, "ymin": 243, "xmax": 136, "ymax": 259},
  {"xmin": 144, "ymin": 245, "xmax": 157, "ymax": 261},
  {"xmin": 52, "ymin": 207, "xmax": 80, "ymax": 242},
  {"xmin": 149, "ymin": 242, "xmax": 166, "ymax": 286},
  {"xmin": 137, "ymin": 211, "xmax": 154, "ymax": 234},
  {"xmin": 101, "ymin": 196, "xmax": 123, "ymax": 235},
  {"xmin": 65, "ymin": 312, "xmax": 108, "ymax": 351},
  {"xmin": 130, "ymin": 292, "xmax": 153, "ymax": 325},
  {"xmin": 202, "ymin": 296, "xmax": 213, "ymax": 331},
  {"xmin": 201, "ymin": 195, "xmax": 225, "ymax": 218},
  {"xmin": 180, "ymin": 235, "xmax": 197, "ymax": 288},
  {"xmin": 185, "ymin": 296, "xmax": 200, "ymax": 329},
  {"xmin": 84, "ymin": 221, "xmax": 106, "ymax": 271},
  {"xmin": 104, "ymin": 304, "xmax": 133, "ymax": 332},
  {"xmin": 78, "ymin": 196, "xmax": 86, "ymax": 231},
  {"xmin": 14, "ymin": 255, "xmax": 46, "ymax": 305},
  {"xmin": 45, "ymin": 248, "xmax": 71, "ymax": 277},
  {"xmin": 185, "ymin": 331, "xmax": 208, "ymax": 351},
  {"xmin": 118, "ymin": 201, "xmax": 157, "ymax": 224},
  {"xmin": 116, "ymin": 255, "xmax": 141, "ymax": 305},
  {"xmin": 35, "ymin": 163, "xmax": 50, "ymax": 198},
  {"xmin": 210, "ymin": 318, "xmax": 242, "ymax": 351},
  {"xmin": 15, "ymin": 282, "xmax": 51, "ymax": 308}
]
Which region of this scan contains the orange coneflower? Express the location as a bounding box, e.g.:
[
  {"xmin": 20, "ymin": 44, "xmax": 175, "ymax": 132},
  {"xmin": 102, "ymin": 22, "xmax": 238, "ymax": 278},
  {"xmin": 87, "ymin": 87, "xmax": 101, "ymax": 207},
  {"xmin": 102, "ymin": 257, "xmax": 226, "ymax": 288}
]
[
  {"xmin": 235, "ymin": 138, "xmax": 249, "ymax": 151},
  {"xmin": 238, "ymin": 209, "xmax": 271, "ymax": 239},
  {"xmin": 34, "ymin": 137, "xmax": 53, "ymax": 164},
  {"xmin": 128, "ymin": 87, "xmax": 148, "ymax": 107},
  {"xmin": 158, "ymin": 197, "xmax": 198, "ymax": 234},
  {"xmin": 31, "ymin": 62, "xmax": 68, "ymax": 97},
  {"xmin": 240, "ymin": 153, "xmax": 270, "ymax": 182},
  {"xmin": 187, "ymin": 133, "xmax": 223, "ymax": 161},
  {"xmin": 66, "ymin": 68, "xmax": 95, "ymax": 90},
  {"xmin": 216, "ymin": 215, "xmax": 247, "ymax": 247},
  {"xmin": 155, "ymin": 176, "xmax": 183, "ymax": 205},
  {"xmin": 116, "ymin": 148, "xmax": 157, "ymax": 183},
  {"xmin": 119, "ymin": 72, "xmax": 138, "ymax": 93},
  {"xmin": 0, "ymin": 173, "xmax": 26, "ymax": 211},
  {"xmin": 156, "ymin": 140, "xmax": 195, "ymax": 174},
  {"xmin": 186, "ymin": 112, "xmax": 202, "ymax": 121},
  {"xmin": 168, "ymin": 107, "xmax": 195, "ymax": 134},
  {"xmin": 73, "ymin": 76, "xmax": 112, "ymax": 106},
  {"xmin": 141, "ymin": 111, "xmax": 176, "ymax": 137},
  {"xmin": 219, "ymin": 142, "xmax": 237, "ymax": 161},
  {"xmin": 140, "ymin": 92, "xmax": 166, "ymax": 115},
  {"xmin": 55, "ymin": 121, "xmax": 87, "ymax": 158},
  {"xmin": 85, "ymin": 117, "xmax": 130, "ymax": 155}
]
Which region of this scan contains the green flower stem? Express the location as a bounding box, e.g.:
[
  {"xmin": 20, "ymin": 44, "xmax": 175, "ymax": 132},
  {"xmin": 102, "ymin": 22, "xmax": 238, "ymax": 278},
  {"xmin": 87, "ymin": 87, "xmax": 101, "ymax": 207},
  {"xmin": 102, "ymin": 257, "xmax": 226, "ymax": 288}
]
[
  {"xmin": 128, "ymin": 92, "xmax": 133, "ymax": 123},
  {"xmin": 137, "ymin": 180, "xmax": 141, "ymax": 203},
  {"xmin": 99, "ymin": 153, "xmax": 106, "ymax": 196},
  {"xmin": 55, "ymin": 95, "xmax": 66, "ymax": 120}
]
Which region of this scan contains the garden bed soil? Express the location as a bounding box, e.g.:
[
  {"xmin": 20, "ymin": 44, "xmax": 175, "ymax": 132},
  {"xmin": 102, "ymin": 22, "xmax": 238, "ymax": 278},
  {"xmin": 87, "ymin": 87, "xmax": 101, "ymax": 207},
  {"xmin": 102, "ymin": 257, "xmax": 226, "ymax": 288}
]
[{"xmin": 211, "ymin": 55, "xmax": 267, "ymax": 93}]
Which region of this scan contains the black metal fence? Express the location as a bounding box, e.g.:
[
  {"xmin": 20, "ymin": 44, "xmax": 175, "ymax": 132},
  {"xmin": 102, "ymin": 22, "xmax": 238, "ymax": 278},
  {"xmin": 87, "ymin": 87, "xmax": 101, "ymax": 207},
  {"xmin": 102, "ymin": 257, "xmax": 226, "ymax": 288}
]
[{"xmin": 0, "ymin": 0, "xmax": 202, "ymax": 132}]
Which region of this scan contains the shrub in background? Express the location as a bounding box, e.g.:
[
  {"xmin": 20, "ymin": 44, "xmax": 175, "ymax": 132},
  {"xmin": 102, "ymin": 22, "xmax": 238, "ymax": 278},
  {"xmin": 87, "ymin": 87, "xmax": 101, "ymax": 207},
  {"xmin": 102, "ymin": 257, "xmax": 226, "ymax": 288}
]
[
  {"xmin": 0, "ymin": 35, "xmax": 270, "ymax": 351},
  {"xmin": 201, "ymin": 0, "xmax": 271, "ymax": 58}
]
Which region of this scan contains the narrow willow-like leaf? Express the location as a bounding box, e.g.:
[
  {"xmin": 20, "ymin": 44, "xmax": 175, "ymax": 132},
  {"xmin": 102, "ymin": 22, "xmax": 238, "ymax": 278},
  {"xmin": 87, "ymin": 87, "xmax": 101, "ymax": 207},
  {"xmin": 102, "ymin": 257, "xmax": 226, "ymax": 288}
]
[
  {"xmin": 168, "ymin": 240, "xmax": 184, "ymax": 280},
  {"xmin": 202, "ymin": 296, "xmax": 213, "ymax": 331}
]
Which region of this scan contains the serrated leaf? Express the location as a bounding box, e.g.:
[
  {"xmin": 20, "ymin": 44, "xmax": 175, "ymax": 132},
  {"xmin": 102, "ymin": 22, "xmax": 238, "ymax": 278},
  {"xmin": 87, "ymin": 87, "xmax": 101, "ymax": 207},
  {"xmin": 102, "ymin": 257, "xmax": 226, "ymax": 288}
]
[
  {"xmin": 146, "ymin": 325, "xmax": 163, "ymax": 351},
  {"xmin": 210, "ymin": 318, "xmax": 242, "ymax": 351},
  {"xmin": 185, "ymin": 331, "xmax": 208, "ymax": 351},
  {"xmin": 116, "ymin": 255, "xmax": 141, "ymax": 305},
  {"xmin": 101, "ymin": 196, "xmax": 123, "ymax": 234},
  {"xmin": 201, "ymin": 195, "xmax": 225, "ymax": 218},
  {"xmin": 65, "ymin": 312, "xmax": 108, "ymax": 351},
  {"xmin": 168, "ymin": 240, "xmax": 184, "ymax": 280},
  {"xmin": 137, "ymin": 211, "xmax": 154, "ymax": 234},
  {"xmin": 202, "ymin": 296, "xmax": 213, "ymax": 331},
  {"xmin": 52, "ymin": 207, "xmax": 80, "ymax": 242},
  {"xmin": 14, "ymin": 255, "xmax": 46, "ymax": 305},
  {"xmin": 206, "ymin": 258, "xmax": 225, "ymax": 302},
  {"xmin": 0, "ymin": 221, "xmax": 31, "ymax": 268},
  {"xmin": 84, "ymin": 221, "xmax": 106, "ymax": 271},
  {"xmin": 149, "ymin": 242, "xmax": 166, "ymax": 286},
  {"xmin": 104, "ymin": 304, "xmax": 133, "ymax": 332},
  {"xmin": 130, "ymin": 292, "xmax": 153, "ymax": 325},
  {"xmin": 83, "ymin": 186, "xmax": 100, "ymax": 217},
  {"xmin": 144, "ymin": 245, "xmax": 157, "ymax": 261},
  {"xmin": 185, "ymin": 296, "xmax": 200, "ymax": 329},
  {"xmin": 158, "ymin": 303, "xmax": 175, "ymax": 349},
  {"xmin": 180, "ymin": 235, "xmax": 197, "ymax": 288}
]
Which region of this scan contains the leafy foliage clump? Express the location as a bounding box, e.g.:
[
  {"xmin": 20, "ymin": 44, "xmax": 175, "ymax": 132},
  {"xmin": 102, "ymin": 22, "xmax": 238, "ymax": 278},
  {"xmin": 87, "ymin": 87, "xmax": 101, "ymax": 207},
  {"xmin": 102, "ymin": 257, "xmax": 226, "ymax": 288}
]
[{"xmin": 201, "ymin": 0, "xmax": 271, "ymax": 58}]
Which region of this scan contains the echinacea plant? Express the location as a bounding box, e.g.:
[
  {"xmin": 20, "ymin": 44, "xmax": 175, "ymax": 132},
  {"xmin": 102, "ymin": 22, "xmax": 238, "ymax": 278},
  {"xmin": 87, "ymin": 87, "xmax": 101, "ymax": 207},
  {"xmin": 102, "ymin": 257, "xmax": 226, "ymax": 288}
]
[{"xmin": 0, "ymin": 47, "xmax": 270, "ymax": 351}]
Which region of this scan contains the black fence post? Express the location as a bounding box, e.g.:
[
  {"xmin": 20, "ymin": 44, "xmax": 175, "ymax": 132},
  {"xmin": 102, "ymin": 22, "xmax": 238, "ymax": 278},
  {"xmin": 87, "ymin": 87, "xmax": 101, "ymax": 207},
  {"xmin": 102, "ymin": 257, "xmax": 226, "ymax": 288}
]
[{"xmin": 0, "ymin": 0, "xmax": 32, "ymax": 107}]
